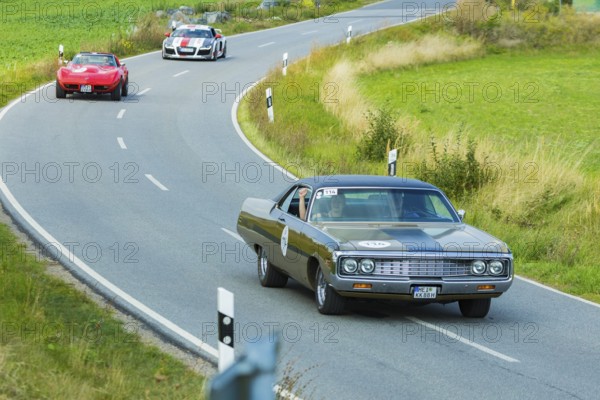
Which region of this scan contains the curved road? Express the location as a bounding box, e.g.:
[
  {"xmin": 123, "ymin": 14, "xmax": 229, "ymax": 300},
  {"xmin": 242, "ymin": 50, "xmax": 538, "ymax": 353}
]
[{"xmin": 1, "ymin": 1, "xmax": 599, "ymax": 398}]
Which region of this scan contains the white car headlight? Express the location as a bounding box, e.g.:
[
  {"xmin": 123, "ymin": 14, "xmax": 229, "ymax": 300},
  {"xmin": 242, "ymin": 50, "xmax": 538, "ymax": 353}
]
[
  {"xmin": 488, "ymin": 260, "xmax": 504, "ymax": 275},
  {"xmin": 471, "ymin": 260, "xmax": 486, "ymax": 275},
  {"xmin": 342, "ymin": 258, "xmax": 358, "ymax": 274},
  {"xmin": 359, "ymin": 259, "xmax": 375, "ymax": 274}
]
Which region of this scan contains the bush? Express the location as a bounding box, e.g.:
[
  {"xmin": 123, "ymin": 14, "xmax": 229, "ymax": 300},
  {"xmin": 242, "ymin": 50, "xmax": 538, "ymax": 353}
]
[
  {"xmin": 357, "ymin": 104, "xmax": 411, "ymax": 162},
  {"xmin": 417, "ymin": 131, "xmax": 493, "ymax": 200}
]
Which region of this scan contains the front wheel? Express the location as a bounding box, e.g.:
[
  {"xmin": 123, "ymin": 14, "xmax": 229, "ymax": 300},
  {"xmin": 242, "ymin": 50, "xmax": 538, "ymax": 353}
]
[
  {"xmin": 121, "ymin": 78, "xmax": 128, "ymax": 97},
  {"xmin": 459, "ymin": 298, "xmax": 491, "ymax": 318},
  {"xmin": 257, "ymin": 246, "xmax": 287, "ymax": 288},
  {"xmin": 111, "ymin": 81, "xmax": 122, "ymax": 101},
  {"xmin": 220, "ymin": 44, "xmax": 227, "ymax": 59},
  {"xmin": 55, "ymin": 81, "xmax": 66, "ymax": 99},
  {"xmin": 315, "ymin": 266, "xmax": 345, "ymax": 315}
]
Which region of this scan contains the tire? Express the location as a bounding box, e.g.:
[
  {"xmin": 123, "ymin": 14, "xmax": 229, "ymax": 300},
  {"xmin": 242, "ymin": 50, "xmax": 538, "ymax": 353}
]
[
  {"xmin": 315, "ymin": 266, "xmax": 345, "ymax": 315},
  {"xmin": 210, "ymin": 46, "xmax": 217, "ymax": 61},
  {"xmin": 121, "ymin": 78, "xmax": 128, "ymax": 97},
  {"xmin": 111, "ymin": 81, "xmax": 122, "ymax": 101},
  {"xmin": 220, "ymin": 44, "xmax": 227, "ymax": 59},
  {"xmin": 55, "ymin": 81, "xmax": 66, "ymax": 99},
  {"xmin": 162, "ymin": 48, "xmax": 168, "ymax": 59},
  {"xmin": 257, "ymin": 246, "xmax": 287, "ymax": 288},
  {"xmin": 459, "ymin": 298, "xmax": 491, "ymax": 318}
]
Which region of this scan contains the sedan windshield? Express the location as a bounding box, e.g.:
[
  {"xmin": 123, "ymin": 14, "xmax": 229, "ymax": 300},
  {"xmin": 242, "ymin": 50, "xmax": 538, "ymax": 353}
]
[
  {"xmin": 72, "ymin": 54, "xmax": 116, "ymax": 66},
  {"xmin": 308, "ymin": 188, "xmax": 459, "ymax": 223}
]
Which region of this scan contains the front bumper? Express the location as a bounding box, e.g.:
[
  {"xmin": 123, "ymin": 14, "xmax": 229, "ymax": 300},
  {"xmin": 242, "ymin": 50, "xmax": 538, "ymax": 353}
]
[
  {"xmin": 332, "ymin": 277, "xmax": 512, "ymax": 301},
  {"xmin": 58, "ymin": 80, "xmax": 120, "ymax": 94},
  {"xmin": 163, "ymin": 45, "xmax": 213, "ymax": 59}
]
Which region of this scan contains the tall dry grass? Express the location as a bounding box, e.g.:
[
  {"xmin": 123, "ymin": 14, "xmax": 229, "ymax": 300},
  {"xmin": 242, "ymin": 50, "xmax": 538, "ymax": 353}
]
[{"xmin": 322, "ymin": 34, "xmax": 483, "ymax": 133}]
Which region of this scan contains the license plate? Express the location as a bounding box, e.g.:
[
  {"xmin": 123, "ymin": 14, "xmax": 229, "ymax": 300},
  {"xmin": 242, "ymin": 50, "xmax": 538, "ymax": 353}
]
[
  {"xmin": 80, "ymin": 84, "xmax": 92, "ymax": 93},
  {"xmin": 179, "ymin": 47, "xmax": 194, "ymax": 53},
  {"xmin": 413, "ymin": 286, "xmax": 437, "ymax": 299}
]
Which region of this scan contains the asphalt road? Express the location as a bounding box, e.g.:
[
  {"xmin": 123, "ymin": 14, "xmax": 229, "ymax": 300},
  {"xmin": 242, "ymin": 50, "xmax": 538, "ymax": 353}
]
[{"xmin": 1, "ymin": 1, "xmax": 599, "ymax": 398}]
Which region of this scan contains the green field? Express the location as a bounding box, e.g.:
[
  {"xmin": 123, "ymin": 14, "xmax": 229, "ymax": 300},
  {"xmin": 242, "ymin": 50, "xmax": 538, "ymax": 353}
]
[{"xmin": 359, "ymin": 47, "xmax": 600, "ymax": 174}]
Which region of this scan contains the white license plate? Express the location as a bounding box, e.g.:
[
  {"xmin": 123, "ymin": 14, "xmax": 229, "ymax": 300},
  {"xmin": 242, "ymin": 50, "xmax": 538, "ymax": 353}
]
[
  {"xmin": 80, "ymin": 84, "xmax": 92, "ymax": 93},
  {"xmin": 413, "ymin": 286, "xmax": 437, "ymax": 299},
  {"xmin": 179, "ymin": 47, "xmax": 194, "ymax": 53}
]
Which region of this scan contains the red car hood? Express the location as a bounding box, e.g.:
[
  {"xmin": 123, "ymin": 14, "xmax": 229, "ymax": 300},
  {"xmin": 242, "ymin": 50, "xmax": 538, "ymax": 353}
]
[{"xmin": 58, "ymin": 64, "xmax": 120, "ymax": 84}]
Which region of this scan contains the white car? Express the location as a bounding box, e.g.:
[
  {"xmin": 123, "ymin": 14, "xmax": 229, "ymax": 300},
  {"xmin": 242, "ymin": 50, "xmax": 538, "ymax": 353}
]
[{"xmin": 162, "ymin": 24, "xmax": 227, "ymax": 61}]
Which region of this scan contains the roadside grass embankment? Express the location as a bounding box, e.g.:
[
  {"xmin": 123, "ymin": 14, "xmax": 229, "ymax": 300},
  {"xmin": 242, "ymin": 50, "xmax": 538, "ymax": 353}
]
[
  {"xmin": 0, "ymin": 223, "xmax": 208, "ymax": 399},
  {"xmin": 238, "ymin": 2, "xmax": 600, "ymax": 303}
]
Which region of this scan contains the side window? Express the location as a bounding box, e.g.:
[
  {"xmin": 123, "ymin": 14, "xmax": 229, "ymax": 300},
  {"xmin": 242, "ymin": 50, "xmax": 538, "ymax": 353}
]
[
  {"xmin": 278, "ymin": 188, "xmax": 296, "ymax": 214},
  {"xmin": 279, "ymin": 187, "xmax": 312, "ymax": 218}
]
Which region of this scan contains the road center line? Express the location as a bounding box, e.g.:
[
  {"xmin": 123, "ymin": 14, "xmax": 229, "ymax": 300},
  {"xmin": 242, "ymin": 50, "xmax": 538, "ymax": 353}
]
[
  {"xmin": 258, "ymin": 41, "xmax": 275, "ymax": 48},
  {"xmin": 145, "ymin": 174, "xmax": 169, "ymax": 191},
  {"xmin": 349, "ymin": 19, "xmax": 363, "ymax": 24},
  {"xmin": 301, "ymin": 30, "xmax": 318, "ymax": 35},
  {"xmin": 117, "ymin": 137, "xmax": 127, "ymax": 149},
  {"xmin": 173, "ymin": 70, "xmax": 189, "ymax": 77},
  {"xmin": 117, "ymin": 109, "xmax": 126, "ymax": 119},
  {"xmin": 137, "ymin": 88, "xmax": 151, "ymax": 96},
  {"xmin": 222, "ymin": 227, "xmax": 243, "ymax": 242},
  {"xmin": 406, "ymin": 316, "xmax": 520, "ymax": 363}
]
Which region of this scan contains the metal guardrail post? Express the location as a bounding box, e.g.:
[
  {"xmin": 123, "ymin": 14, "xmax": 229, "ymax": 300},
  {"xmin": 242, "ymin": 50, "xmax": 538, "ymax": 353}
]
[{"xmin": 208, "ymin": 335, "xmax": 280, "ymax": 400}]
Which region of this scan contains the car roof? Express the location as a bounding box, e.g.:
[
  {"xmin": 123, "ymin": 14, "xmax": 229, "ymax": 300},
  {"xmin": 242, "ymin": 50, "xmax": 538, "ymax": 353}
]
[{"xmin": 297, "ymin": 175, "xmax": 439, "ymax": 190}]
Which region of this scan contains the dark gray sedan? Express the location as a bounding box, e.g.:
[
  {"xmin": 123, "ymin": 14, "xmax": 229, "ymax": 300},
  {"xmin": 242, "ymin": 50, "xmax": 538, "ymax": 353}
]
[{"xmin": 236, "ymin": 175, "xmax": 513, "ymax": 317}]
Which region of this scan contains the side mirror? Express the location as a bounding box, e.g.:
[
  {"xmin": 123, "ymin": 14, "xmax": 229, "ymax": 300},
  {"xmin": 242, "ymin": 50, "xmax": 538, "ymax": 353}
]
[
  {"xmin": 164, "ymin": 32, "xmax": 171, "ymax": 37},
  {"xmin": 215, "ymin": 33, "xmax": 222, "ymax": 39},
  {"xmin": 457, "ymin": 209, "xmax": 466, "ymax": 221}
]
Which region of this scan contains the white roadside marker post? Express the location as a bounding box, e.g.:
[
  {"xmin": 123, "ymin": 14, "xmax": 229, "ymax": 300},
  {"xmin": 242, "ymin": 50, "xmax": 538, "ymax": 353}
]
[
  {"xmin": 266, "ymin": 87, "xmax": 274, "ymax": 123},
  {"xmin": 218, "ymin": 287, "xmax": 235, "ymax": 372},
  {"xmin": 282, "ymin": 52, "xmax": 288, "ymax": 76},
  {"xmin": 346, "ymin": 25, "xmax": 352, "ymax": 44}
]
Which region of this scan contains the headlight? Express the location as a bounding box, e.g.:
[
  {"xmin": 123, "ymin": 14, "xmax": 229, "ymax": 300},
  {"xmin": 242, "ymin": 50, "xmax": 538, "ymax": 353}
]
[
  {"xmin": 488, "ymin": 260, "xmax": 504, "ymax": 275},
  {"xmin": 342, "ymin": 258, "xmax": 358, "ymax": 274},
  {"xmin": 471, "ymin": 260, "xmax": 486, "ymax": 275},
  {"xmin": 359, "ymin": 259, "xmax": 375, "ymax": 274}
]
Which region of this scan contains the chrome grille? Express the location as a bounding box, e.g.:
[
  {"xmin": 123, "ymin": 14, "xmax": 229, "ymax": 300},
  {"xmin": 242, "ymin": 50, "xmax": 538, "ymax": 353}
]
[{"xmin": 374, "ymin": 259, "xmax": 471, "ymax": 277}]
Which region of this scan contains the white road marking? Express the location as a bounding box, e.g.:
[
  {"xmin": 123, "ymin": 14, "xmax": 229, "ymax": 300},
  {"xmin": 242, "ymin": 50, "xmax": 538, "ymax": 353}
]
[
  {"xmin": 258, "ymin": 42, "xmax": 275, "ymax": 48},
  {"xmin": 349, "ymin": 19, "xmax": 363, "ymax": 24},
  {"xmin": 145, "ymin": 174, "xmax": 169, "ymax": 191},
  {"xmin": 406, "ymin": 316, "xmax": 520, "ymax": 363},
  {"xmin": 173, "ymin": 70, "xmax": 189, "ymax": 77},
  {"xmin": 117, "ymin": 109, "xmax": 126, "ymax": 119},
  {"xmin": 222, "ymin": 227, "xmax": 243, "ymax": 242},
  {"xmin": 301, "ymin": 30, "xmax": 319, "ymax": 35},
  {"xmin": 117, "ymin": 137, "xmax": 127, "ymax": 149},
  {"xmin": 137, "ymin": 88, "xmax": 151, "ymax": 96},
  {"xmin": 516, "ymin": 275, "xmax": 600, "ymax": 309}
]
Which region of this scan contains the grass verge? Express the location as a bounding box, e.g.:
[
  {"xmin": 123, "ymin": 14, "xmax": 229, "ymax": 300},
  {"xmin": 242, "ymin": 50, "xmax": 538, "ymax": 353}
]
[{"xmin": 0, "ymin": 221, "xmax": 207, "ymax": 399}]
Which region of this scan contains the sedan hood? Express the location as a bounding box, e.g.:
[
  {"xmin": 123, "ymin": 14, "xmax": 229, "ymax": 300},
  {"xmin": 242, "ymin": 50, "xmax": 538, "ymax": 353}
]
[
  {"xmin": 165, "ymin": 37, "xmax": 212, "ymax": 47},
  {"xmin": 59, "ymin": 65, "xmax": 120, "ymax": 83},
  {"xmin": 320, "ymin": 223, "xmax": 510, "ymax": 253}
]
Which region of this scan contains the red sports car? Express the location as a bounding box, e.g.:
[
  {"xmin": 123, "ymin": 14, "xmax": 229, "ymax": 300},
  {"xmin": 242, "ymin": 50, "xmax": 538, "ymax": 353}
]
[{"xmin": 56, "ymin": 52, "xmax": 129, "ymax": 101}]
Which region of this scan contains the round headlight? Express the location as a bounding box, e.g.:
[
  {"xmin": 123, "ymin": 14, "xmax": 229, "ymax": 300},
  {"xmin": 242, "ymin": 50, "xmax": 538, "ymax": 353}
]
[
  {"xmin": 359, "ymin": 259, "xmax": 375, "ymax": 274},
  {"xmin": 488, "ymin": 260, "xmax": 504, "ymax": 275},
  {"xmin": 342, "ymin": 258, "xmax": 358, "ymax": 274},
  {"xmin": 471, "ymin": 260, "xmax": 486, "ymax": 275}
]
